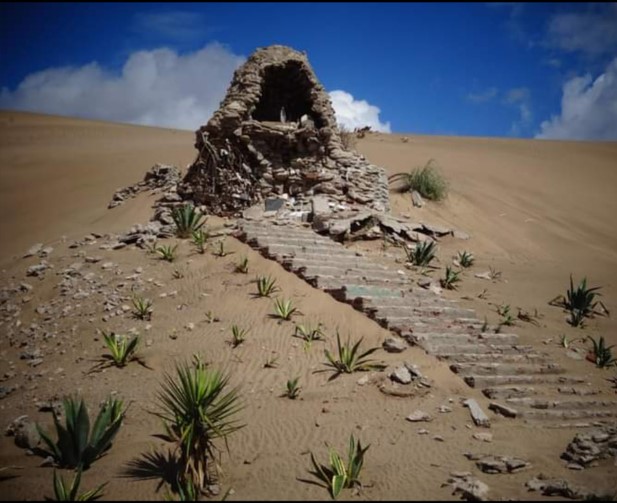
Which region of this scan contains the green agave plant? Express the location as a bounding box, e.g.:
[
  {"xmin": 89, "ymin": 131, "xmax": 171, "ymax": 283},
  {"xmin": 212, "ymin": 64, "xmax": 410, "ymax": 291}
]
[
  {"xmin": 566, "ymin": 275, "xmax": 602, "ymax": 327},
  {"xmin": 172, "ymin": 204, "xmax": 207, "ymax": 239},
  {"xmin": 37, "ymin": 396, "xmax": 125, "ymax": 470},
  {"xmin": 272, "ymin": 298, "xmax": 299, "ymax": 321},
  {"xmin": 156, "ymin": 243, "xmax": 179, "ymax": 262},
  {"xmin": 132, "ymin": 295, "xmax": 153, "ymax": 321},
  {"xmin": 323, "ymin": 331, "xmax": 382, "ymax": 377},
  {"xmin": 284, "ymin": 377, "xmax": 302, "ymax": 400},
  {"xmin": 586, "ymin": 336, "xmax": 617, "ymax": 368},
  {"xmin": 404, "ymin": 240, "xmax": 437, "ymax": 267},
  {"xmin": 309, "ymin": 434, "xmax": 370, "ymax": 499},
  {"xmin": 255, "ymin": 275, "xmax": 279, "ymax": 297},
  {"xmin": 456, "ymin": 250, "xmax": 475, "ymax": 268},
  {"xmin": 102, "ymin": 332, "xmax": 139, "ymax": 368},
  {"xmin": 50, "ymin": 468, "xmax": 107, "ymax": 501},
  {"xmin": 153, "ymin": 361, "xmax": 244, "ymax": 492},
  {"xmin": 440, "ymin": 265, "xmax": 461, "ymax": 290},
  {"xmin": 191, "ymin": 229, "xmax": 209, "ymax": 254}
]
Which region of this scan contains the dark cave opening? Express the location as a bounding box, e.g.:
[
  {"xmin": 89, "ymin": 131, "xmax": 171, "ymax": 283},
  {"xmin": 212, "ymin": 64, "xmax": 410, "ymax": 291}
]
[{"xmin": 252, "ymin": 61, "xmax": 325, "ymax": 128}]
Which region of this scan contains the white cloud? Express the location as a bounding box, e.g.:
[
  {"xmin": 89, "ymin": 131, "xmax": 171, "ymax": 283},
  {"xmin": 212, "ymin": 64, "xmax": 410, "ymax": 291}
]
[
  {"xmin": 545, "ymin": 4, "xmax": 617, "ymax": 56},
  {"xmin": 467, "ymin": 87, "xmax": 498, "ymax": 103},
  {"xmin": 132, "ymin": 11, "xmax": 207, "ymax": 42},
  {"xmin": 536, "ymin": 57, "xmax": 617, "ymax": 140},
  {"xmin": 0, "ymin": 44, "xmax": 392, "ymax": 135},
  {"xmin": 329, "ymin": 90, "xmax": 391, "ymax": 133},
  {"xmin": 0, "ymin": 42, "xmax": 246, "ymax": 130},
  {"xmin": 501, "ymin": 87, "xmax": 533, "ymax": 136}
]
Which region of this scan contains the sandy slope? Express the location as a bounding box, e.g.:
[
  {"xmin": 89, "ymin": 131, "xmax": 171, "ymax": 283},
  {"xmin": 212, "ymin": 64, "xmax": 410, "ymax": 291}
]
[{"xmin": 0, "ymin": 111, "xmax": 616, "ymax": 501}]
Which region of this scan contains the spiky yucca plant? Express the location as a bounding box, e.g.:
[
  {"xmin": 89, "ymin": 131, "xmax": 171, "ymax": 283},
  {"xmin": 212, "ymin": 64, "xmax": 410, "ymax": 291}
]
[
  {"xmin": 284, "ymin": 377, "xmax": 301, "ymax": 399},
  {"xmin": 456, "ymin": 250, "xmax": 475, "ymax": 268},
  {"xmin": 255, "ymin": 275, "xmax": 279, "ymax": 297},
  {"xmin": 51, "ymin": 468, "xmax": 106, "ymax": 501},
  {"xmin": 172, "ymin": 204, "xmax": 206, "ymax": 239},
  {"xmin": 440, "ymin": 265, "xmax": 461, "ymax": 290},
  {"xmin": 566, "ymin": 275, "xmax": 602, "ymax": 327},
  {"xmin": 154, "ymin": 361, "xmax": 244, "ymax": 492},
  {"xmin": 586, "ymin": 336, "xmax": 617, "ymax": 368},
  {"xmin": 323, "ymin": 332, "xmax": 381, "ymax": 377},
  {"xmin": 132, "ymin": 295, "xmax": 153, "ymax": 320},
  {"xmin": 230, "ymin": 325, "xmax": 248, "ymax": 348},
  {"xmin": 272, "ymin": 298, "xmax": 299, "ymax": 321},
  {"xmin": 404, "ymin": 240, "xmax": 437, "ymax": 267},
  {"xmin": 102, "ymin": 332, "xmax": 139, "ymax": 368},
  {"xmin": 192, "ymin": 229, "xmax": 209, "ymax": 255},
  {"xmin": 309, "ymin": 434, "xmax": 370, "ymax": 499},
  {"xmin": 156, "ymin": 243, "xmax": 178, "ymax": 262},
  {"xmin": 37, "ymin": 396, "xmax": 125, "ymax": 470},
  {"xmin": 234, "ymin": 256, "xmax": 249, "ymax": 274}
]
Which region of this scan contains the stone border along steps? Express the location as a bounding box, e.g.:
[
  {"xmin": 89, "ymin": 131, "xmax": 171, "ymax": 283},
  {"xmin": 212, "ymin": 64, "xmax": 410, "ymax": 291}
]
[{"xmin": 236, "ymin": 220, "xmax": 617, "ymax": 428}]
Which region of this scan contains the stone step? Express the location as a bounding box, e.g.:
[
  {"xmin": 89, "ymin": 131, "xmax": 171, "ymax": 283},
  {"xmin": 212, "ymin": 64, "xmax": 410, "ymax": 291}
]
[
  {"xmin": 437, "ymin": 353, "xmax": 549, "ymax": 364},
  {"xmin": 373, "ymin": 305, "xmax": 477, "ymax": 319},
  {"xmin": 362, "ymin": 296, "xmax": 458, "ymax": 310},
  {"xmin": 281, "ymin": 256, "xmax": 390, "ymax": 272},
  {"xmin": 464, "ymin": 374, "xmax": 586, "ymax": 388},
  {"xmin": 556, "ymin": 386, "xmax": 601, "ymax": 396},
  {"xmin": 313, "ymin": 276, "xmax": 409, "ymax": 293},
  {"xmin": 298, "ymin": 265, "xmax": 407, "ymax": 283},
  {"xmin": 505, "ymin": 397, "xmax": 617, "ymax": 410},
  {"xmin": 451, "ymin": 362, "xmax": 564, "ymax": 377},
  {"xmin": 256, "ymin": 242, "xmax": 355, "ymax": 258},
  {"xmin": 413, "ymin": 333, "xmax": 520, "ymax": 346},
  {"xmin": 482, "ymin": 386, "xmax": 539, "ymax": 400},
  {"xmin": 426, "ymin": 344, "xmax": 536, "ymax": 356},
  {"xmin": 520, "ymin": 408, "xmax": 617, "ymax": 421}
]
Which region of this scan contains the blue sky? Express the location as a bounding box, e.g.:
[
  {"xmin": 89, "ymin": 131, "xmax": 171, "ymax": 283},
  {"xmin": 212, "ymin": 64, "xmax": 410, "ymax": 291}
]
[{"xmin": 1, "ymin": 2, "xmax": 616, "ymax": 140}]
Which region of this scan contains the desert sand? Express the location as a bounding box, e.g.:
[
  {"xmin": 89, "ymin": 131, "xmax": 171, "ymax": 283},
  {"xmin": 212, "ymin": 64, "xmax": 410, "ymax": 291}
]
[{"xmin": 0, "ymin": 110, "xmax": 616, "ymax": 501}]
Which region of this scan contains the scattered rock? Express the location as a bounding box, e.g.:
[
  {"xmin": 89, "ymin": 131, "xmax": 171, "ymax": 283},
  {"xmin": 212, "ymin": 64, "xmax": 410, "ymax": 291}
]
[
  {"xmin": 406, "ymin": 410, "xmax": 432, "ymax": 422},
  {"xmin": 465, "ymin": 453, "xmax": 530, "ymax": 474},
  {"xmin": 560, "ymin": 424, "xmax": 617, "ymax": 468},
  {"xmin": 488, "ymin": 402, "xmax": 517, "ymax": 418},
  {"xmin": 390, "ymin": 365, "xmax": 413, "ymax": 384},
  {"xmin": 23, "ymin": 243, "xmax": 43, "ymax": 258},
  {"xmin": 463, "ymin": 399, "xmax": 491, "ymax": 428},
  {"xmin": 411, "ymin": 190, "xmax": 424, "ymax": 208},
  {"xmin": 472, "ymin": 432, "xmax": 493, "ymax": 443},
  {"xmin": 525, "ymin": 475, "xmax": 593, "ymax": 499},
  {"xmin": 443, "ymin": 472, "xmax": 490, "ymax": 501},
  {"xmin": 382, "ymin": 337, "xmax": 407, "ymax": 353}
]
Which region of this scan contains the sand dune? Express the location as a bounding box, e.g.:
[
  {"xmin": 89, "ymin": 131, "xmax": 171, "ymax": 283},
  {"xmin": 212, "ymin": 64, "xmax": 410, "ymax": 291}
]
[{"xmin": 0, "ymin": 111, "xmax": 616, "ymax": 500}]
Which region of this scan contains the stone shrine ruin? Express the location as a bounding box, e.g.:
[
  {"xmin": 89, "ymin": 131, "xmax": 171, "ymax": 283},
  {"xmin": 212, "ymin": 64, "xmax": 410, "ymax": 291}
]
[{"xmin": 177, "ymin": 45, "xmax": 390, "ymax": 217}]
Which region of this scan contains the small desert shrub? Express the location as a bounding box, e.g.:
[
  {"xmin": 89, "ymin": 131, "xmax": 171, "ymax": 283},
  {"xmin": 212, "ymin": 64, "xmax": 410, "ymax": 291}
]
[
  {"xmin": 294, "ymin": 322, "xmax": 325, "ymax": 348},
  {"xmin": 255, "ymin": 275, "xmax": 279, "ymax": 297},
  {"xmin": 172, "ymin": 204, "xmax": 206, "ymax": 239},
  {"xmin": 51, "ymin": 468, "xmax": 106, "ymax": 501},
  {"xmin": 586, "ymin": 336, "xmax": 617, "ymax": 368},
  {"xmin": 440, "ymin": 266, "xmax": 461, "ymax": 290},
  {"xmin": 389, "ymin": 159, "xmax": 448, "ymax": 201},
  {"xmin": 456, "ymin": 250, "xmax": 475, "ymax": 268},
  {"xmin": 404, "ymin": 240, "xmax": 437, "ymax": 267},
  {"xmin": 102, "ymin": 332, "xmax": 139, "ymax": 368},
  {"xmin": 213, "ymin": 240, "xmax": 231, "ymax": 257},
  {"xmin": 496, "ymin": 304, "xmax": 515, "ymax": 327},
  {"xmin": 156, "ymin": 243, "xmax": 178, "ymax": 262},
  {"xmin": 323, "ymin": 331, "xmax": 382, "ymax": 378},
  {"xmin": 566, "ymin": 275, "xmax": 602, "ymax": 328},
  {"xmin": 132, "ymin": 295, "xmax": 153, "ymax": 321},
  {"xmin": 263, "ymin": 355, "xmax": 279, "ymax": 369},
  {"xmin": 235, "ymin": 256, "xmax": 249, "ymax": 274},
  {"xmin": 284, "ymin": 377, "xmax": 301, "ymax": 399},
  {"xmin": 153, "ymin": 360, "xmax": 243, "ymax": 492},
  {"xmin": 338, "ymin": 124, "xmax": 357, "ymax": 151},
  {"xmin": 272, "ymin": 298, "xmax": 300, "ymax": 321},
  {"xmin": 230, "ymin": 325, "xmax": 248, "ymax": 348},
  {"xmin": 192, "ymin": 229, "xmax": 209, "ymax": 254},
  {"xmin": 37, "ymin": 396, "xmax": 125, "ymax": 470},
  {"xmin": 489, "ymin": 266, "xmax": 502, "ymax": 281},
  {"xmin": 309, "ymin": 434, "xmax": 370, "ymax": 499}
]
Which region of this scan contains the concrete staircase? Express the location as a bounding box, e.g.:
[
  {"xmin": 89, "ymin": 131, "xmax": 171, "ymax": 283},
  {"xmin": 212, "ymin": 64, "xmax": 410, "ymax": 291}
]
[{"xmin": 236, "ymin": 220, "xmax": 617, "ymax": 428}]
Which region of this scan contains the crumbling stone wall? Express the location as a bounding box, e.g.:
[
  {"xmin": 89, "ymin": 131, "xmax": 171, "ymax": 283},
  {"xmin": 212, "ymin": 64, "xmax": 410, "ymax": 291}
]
[{"xmin": 178, "ymin": 45, "xmax": 390, "ymax": 216}]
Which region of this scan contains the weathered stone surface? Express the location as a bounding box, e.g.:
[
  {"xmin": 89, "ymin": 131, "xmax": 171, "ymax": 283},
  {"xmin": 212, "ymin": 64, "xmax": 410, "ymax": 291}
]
[
  {"xmin": 390, "ymin": 365, "xmax": 413, "ymax": 384},
  {"xmin": 177, "ymin": 45, "xmax": 390, "ymax": 216},
  {"xmin": 23, "ymin": 243, "xmax": 43, "ymax": 258},
  {"xmin": 108, "ymin": 164, "xmax": 180, "ymax": 209},
  {"xmin": 488, "ymin": 402, "xmax": 518, "ymax": 418},
  {"xmin": 525, "ymin": 476, "xmax": 592, "ymax": 499},
  {"xmin": 411, "ymin": 190, "xmax": 424, "ymax": 208}
]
